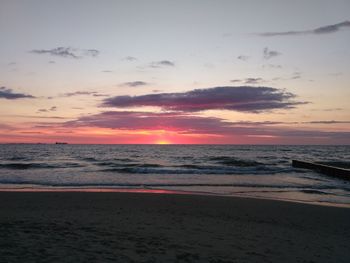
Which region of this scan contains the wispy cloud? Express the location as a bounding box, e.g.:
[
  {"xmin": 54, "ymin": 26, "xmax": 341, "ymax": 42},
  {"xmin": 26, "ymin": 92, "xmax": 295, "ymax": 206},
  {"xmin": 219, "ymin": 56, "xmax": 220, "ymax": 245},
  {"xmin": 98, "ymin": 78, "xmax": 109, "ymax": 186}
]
[
  {"xmin": 262, "ymin": 64, "xmax": 282, "ymax": 69},
  {"xmin": 123, "ymin": 56, "xmax": 137, "ymax": 61},
  {"xmin": 119, "ymin": 81, "xmax": 149, "ymax": 87},
  {"xmin": 291, "ymin": 72, "xmax": 302, "ymax": 80},
  {"xmin": 303, "ymin": 120, "xmax": 350, "ymax": 124},
  {"xmin": 237, "ymin": 55, "xmax": 249, "ymax": 61},
  {"xmin": 37, "ymin": 106, "xmax": 57, "ymax": 113},
  {"xmin": 230, "ymin": 78, "xmax": 265, "ymax": 85},
  {"xmin": 84, "ymin": 49, "xmax": 99, "ymax": 57},
  {"xmin": 323, "ymin": 108, "xmax": 343, "ymax": 112},
  {"xmin": 263, "ymin": 47, "xmax": 281, "ymax": 59},
  {"xmin": 1, "ymin": 114, "xmax": 69, "ymax": 120},
  {"xmin": 30, "ymin": 47, "xmax": 100, "ymax": 59},
  {"xmin": 102, "ymin": 86, "xmax": 306, "ymax": 113},
  {"xmin": 0, "ymin": 87, "xmax": 35, "ymax": 100},
  {"xmin": 149, "ymin": 60, "xmax": 175, "ymax": 68},
  {"xmin": 259, "ymin": 20, "xmax": 350, "ymax": 37},
  {"xmin": 62, "ymin": 91, "xmax": 108, "ymax": 97}
]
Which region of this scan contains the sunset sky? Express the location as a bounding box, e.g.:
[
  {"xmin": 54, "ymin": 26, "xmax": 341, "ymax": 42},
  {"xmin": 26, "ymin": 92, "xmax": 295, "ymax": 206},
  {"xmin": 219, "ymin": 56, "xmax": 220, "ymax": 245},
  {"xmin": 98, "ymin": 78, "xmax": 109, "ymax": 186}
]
[{"xmin": 0, "ymin": 0, "xmax": 349, "ymax": 144}]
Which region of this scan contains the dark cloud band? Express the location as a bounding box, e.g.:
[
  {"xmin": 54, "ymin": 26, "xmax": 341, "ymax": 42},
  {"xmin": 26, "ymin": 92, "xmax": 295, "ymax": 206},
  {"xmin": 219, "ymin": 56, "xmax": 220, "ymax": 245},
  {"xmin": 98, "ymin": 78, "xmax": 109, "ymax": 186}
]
[
  {"xmin": 260, "ymin": 20, "xmax": 350, "ymax": 37},
  {"xmin": 0, "ymin": 87, "xmax": 35, "ymax": 100},
  {"xmin": 102, "ymin": 86, "xmax": 306, "ymax": 113}
]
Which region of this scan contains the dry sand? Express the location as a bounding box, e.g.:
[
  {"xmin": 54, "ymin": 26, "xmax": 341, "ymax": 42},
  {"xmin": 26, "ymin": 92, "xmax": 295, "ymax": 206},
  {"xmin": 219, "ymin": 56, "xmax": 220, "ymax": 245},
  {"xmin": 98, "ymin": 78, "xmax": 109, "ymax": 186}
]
[{"xmin": 0, "ymin": 192, "xmax": 349, "ymax": 262}]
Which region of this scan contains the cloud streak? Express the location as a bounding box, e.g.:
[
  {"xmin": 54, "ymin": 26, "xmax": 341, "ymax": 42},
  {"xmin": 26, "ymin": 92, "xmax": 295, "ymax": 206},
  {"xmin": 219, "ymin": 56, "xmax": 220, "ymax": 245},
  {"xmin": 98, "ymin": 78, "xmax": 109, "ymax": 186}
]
[
  {"xmin": 102, "ymin": 86, "xmax": 306, "ymax": 113},
  {"xmin": 237, "ymin": 55, "xmax": 249, "ymax": 61},
  {"xmin": 66, "ymin": 111, "xmax": 225, "ymax": 133},
  {"xmin": 0, "ymin": 87, "xmax": 35, "ymax": 100},
  {"xmin": 30, "ymin": 47, "xmax": 100, "ymax": 59},
  {"xmin": 62, "ymin": 91, "xmax": 108, "ymax": 97},
  {"xmin": 37, "ymin": 106, "xmax": 57, "ymax": 113},
  {"xmin": 123, "ymin": 56, "xmax": 137, "ymax": 61},
  {"xmin": 119, "ymin": 81, "xmax": 149, "ymax": 87},
  {"xmin": 260, "ymin": 20, "xmax": 350, "ymax": 37},
  {"xmin": 263, "ymin": 48, "xmax": 281, "ymax": 59},
  {"xmin": 149, "ymin": 60, "xmax": 175, "ymax": 68},
  {"xmin": 230, "ymin": 78, "xmax": 265, "ymax": 85},
  {"xmin": 304, "ymin": 120, "xmax": 350, "ymax": 124}
]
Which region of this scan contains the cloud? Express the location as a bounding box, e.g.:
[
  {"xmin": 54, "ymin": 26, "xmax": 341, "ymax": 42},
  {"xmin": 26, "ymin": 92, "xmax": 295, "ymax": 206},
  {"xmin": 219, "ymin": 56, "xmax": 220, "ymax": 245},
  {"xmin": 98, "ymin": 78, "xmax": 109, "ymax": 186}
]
[
  {"xmin": 63, "ymin": 91, "xmax": 96, "ymax": 97},
  {"xmin": 237, "ymin": 55, "xmax": 249, "ymax": 61},
  {"xmin": 262, "ymin": 64, "xmax": 282, "ymax": 69},
  {"xmin": 65, "ymin": 111, "xmax": 226, "ymax": 133},
  {"xmin": 150, "ymin": 60, "xmax": 175, "ymax": 68},
  {"xmin": 229, "ymin": 121, "xmax": 287, "ymax": 126},
  {"xmin": 30, "ymin": 47, "xmax": 100, "ymax": 59},
  {"xmin": 242, "ymin": 78, "xmax": 263, "ymax": 84},
  {"xmin": 37, "ymin": 106, "xmax": 57, "ymax": 113},
  {"xmin": 123, "ymin": 56, "xmax": 137, "ymax": 61},
  {"xmin": 304, "ymin": 120, "xmax": 350, "ymax": 124},
  {"xmin": 102, "ymin": 86, "xmax": 306, "ymax": 113},
  {"xmin": 62, "ymin": 91, "xmax": 108, "ymax": 97},
  {"xmin": 84, "ymin": 49, "xmax": 99, "ymax": 57},
  {"xmin": 2, "ymin": 114, "xmax": 69, "ymax": 120},
  {"xmin": 259, "ymin": 20, "xmax": 350, "ymax": 37},
  {"xmin": 263, "ymin": 48, "xmax": 281, "ymax": 59},
  {"xmin": 323, "ymin": 108, "xmax": 343, "ymax": 112},
  {"xmin": 291, "ymin": 72, "xmax": 302, "ymax": 80},
  {"xmin": 231, "ymin": 78, "xmax": 265, "ymax": 85},
  {"xmin": 119, "ymin": 81, "xmax": 149, "ymax": 87},
  {"xmin": 0, "ymin": 87, "xmax": 35, "ymax": 100}
]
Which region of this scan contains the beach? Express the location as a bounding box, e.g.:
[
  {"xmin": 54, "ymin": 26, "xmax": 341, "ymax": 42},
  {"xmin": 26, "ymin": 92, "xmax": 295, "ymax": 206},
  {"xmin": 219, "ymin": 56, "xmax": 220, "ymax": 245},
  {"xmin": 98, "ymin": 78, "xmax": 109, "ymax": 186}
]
[{"xmin": 1, "ymin": 191, "xmax": 349, "ymax": 262}]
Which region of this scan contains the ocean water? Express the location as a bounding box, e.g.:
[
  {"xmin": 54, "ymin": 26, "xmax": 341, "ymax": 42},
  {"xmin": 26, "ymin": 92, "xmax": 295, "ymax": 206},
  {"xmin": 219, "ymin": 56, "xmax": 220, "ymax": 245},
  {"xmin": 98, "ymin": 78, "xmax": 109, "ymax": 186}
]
[{"xmin": 0, "ymin": 144, "xmax": 349, "ymax": 206}]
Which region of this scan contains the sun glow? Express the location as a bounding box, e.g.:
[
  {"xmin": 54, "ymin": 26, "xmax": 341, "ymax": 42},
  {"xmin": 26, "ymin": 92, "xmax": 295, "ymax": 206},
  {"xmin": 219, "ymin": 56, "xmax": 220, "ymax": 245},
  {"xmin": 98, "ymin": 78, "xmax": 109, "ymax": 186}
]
[{"xmin": 155, "ymin": 139, "xmax": 171, "ymax": 145}]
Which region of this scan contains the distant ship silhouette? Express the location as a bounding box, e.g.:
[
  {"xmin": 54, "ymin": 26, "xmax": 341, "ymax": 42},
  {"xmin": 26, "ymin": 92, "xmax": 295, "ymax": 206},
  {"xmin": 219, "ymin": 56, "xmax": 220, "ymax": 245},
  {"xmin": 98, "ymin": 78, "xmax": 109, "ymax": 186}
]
[{"xmin": 55, "ymin": 142, "xmax": 68, "ymax": 145}]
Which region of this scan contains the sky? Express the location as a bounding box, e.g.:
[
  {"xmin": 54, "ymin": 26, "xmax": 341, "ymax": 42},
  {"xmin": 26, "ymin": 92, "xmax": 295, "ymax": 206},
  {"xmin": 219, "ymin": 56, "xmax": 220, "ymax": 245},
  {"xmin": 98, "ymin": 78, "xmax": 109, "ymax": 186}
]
[{"xmin": 0, "ymin": 0, "xmax": 349, "ymax": 144}]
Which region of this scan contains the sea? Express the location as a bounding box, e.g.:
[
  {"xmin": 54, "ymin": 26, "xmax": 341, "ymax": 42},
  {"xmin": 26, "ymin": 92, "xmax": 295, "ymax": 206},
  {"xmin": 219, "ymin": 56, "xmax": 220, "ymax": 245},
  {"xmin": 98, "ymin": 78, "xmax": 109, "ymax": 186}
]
[{"xmin": 0, "ymin": 144, "xmax": 349, "ymax": 207}]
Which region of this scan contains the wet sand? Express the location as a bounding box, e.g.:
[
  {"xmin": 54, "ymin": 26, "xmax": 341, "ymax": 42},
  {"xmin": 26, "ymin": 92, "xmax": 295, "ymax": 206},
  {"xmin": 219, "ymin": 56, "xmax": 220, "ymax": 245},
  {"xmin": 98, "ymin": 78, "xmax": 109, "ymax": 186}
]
[{"xmin": 0, "ymin": 192, "xmax": 349, "ymax": 262}]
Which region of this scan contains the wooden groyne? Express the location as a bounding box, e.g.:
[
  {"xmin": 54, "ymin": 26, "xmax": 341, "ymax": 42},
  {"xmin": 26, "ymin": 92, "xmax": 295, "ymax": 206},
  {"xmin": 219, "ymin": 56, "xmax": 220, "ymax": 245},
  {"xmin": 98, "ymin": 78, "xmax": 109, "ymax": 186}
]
[{"xmin": 292, "ymin": 160, "xmax": 350, "ymax": 180}]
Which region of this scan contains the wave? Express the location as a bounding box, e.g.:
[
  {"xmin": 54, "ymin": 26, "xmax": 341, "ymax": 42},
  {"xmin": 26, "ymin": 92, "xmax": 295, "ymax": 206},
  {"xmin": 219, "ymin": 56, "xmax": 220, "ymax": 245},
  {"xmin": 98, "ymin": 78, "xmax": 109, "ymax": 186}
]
[
  {"xmin": 79, "ymin": 157, "xmax": 134, "ymax": 163},
  {"xmin": 6, "ymin": 156, "xmax": 30, "ymax": 161},
  {"xmin": 101, "ymin": 166, "xmax": 296, "ymax": 175},
  {"xmin": 209, "ymin": 156, "xmax": 263, "ymax": 167},
  {"xmin": 300, "ymin": 189, "xmax": 331, "ymax": 195},
  {"xmin": 0, "ymin": 180, "xmax": 349, "ymax": 193},
  {"xmin": 0, "ymin": 160, "xmax": 300, "ymax": 175},
  {"xmin": 0, "ymin": 162, "xmax": 85, "ymax": 170},
  {"xmin": 96, "ymin": 162, "xmax": 162, "ymax": 168}
]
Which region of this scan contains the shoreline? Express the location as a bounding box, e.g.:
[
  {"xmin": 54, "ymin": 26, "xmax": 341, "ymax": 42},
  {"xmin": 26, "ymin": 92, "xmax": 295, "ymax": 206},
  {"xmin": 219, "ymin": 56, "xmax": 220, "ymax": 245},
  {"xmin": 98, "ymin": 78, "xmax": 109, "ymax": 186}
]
[
  {"xmin": 1, "ymin": 191, "xmax": 350, "ymax": 262},
  {"xmin": 0, "ymin": 186, "xmax": 349, "ymax": 208}
]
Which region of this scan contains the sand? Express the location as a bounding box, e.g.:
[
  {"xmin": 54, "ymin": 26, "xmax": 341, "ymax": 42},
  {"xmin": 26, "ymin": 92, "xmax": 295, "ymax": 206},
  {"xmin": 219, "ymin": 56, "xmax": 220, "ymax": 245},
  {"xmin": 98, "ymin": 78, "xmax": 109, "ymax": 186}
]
[{"xmin": 0, "ymin": 192, "xmax": 349, "ymax": 262}]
